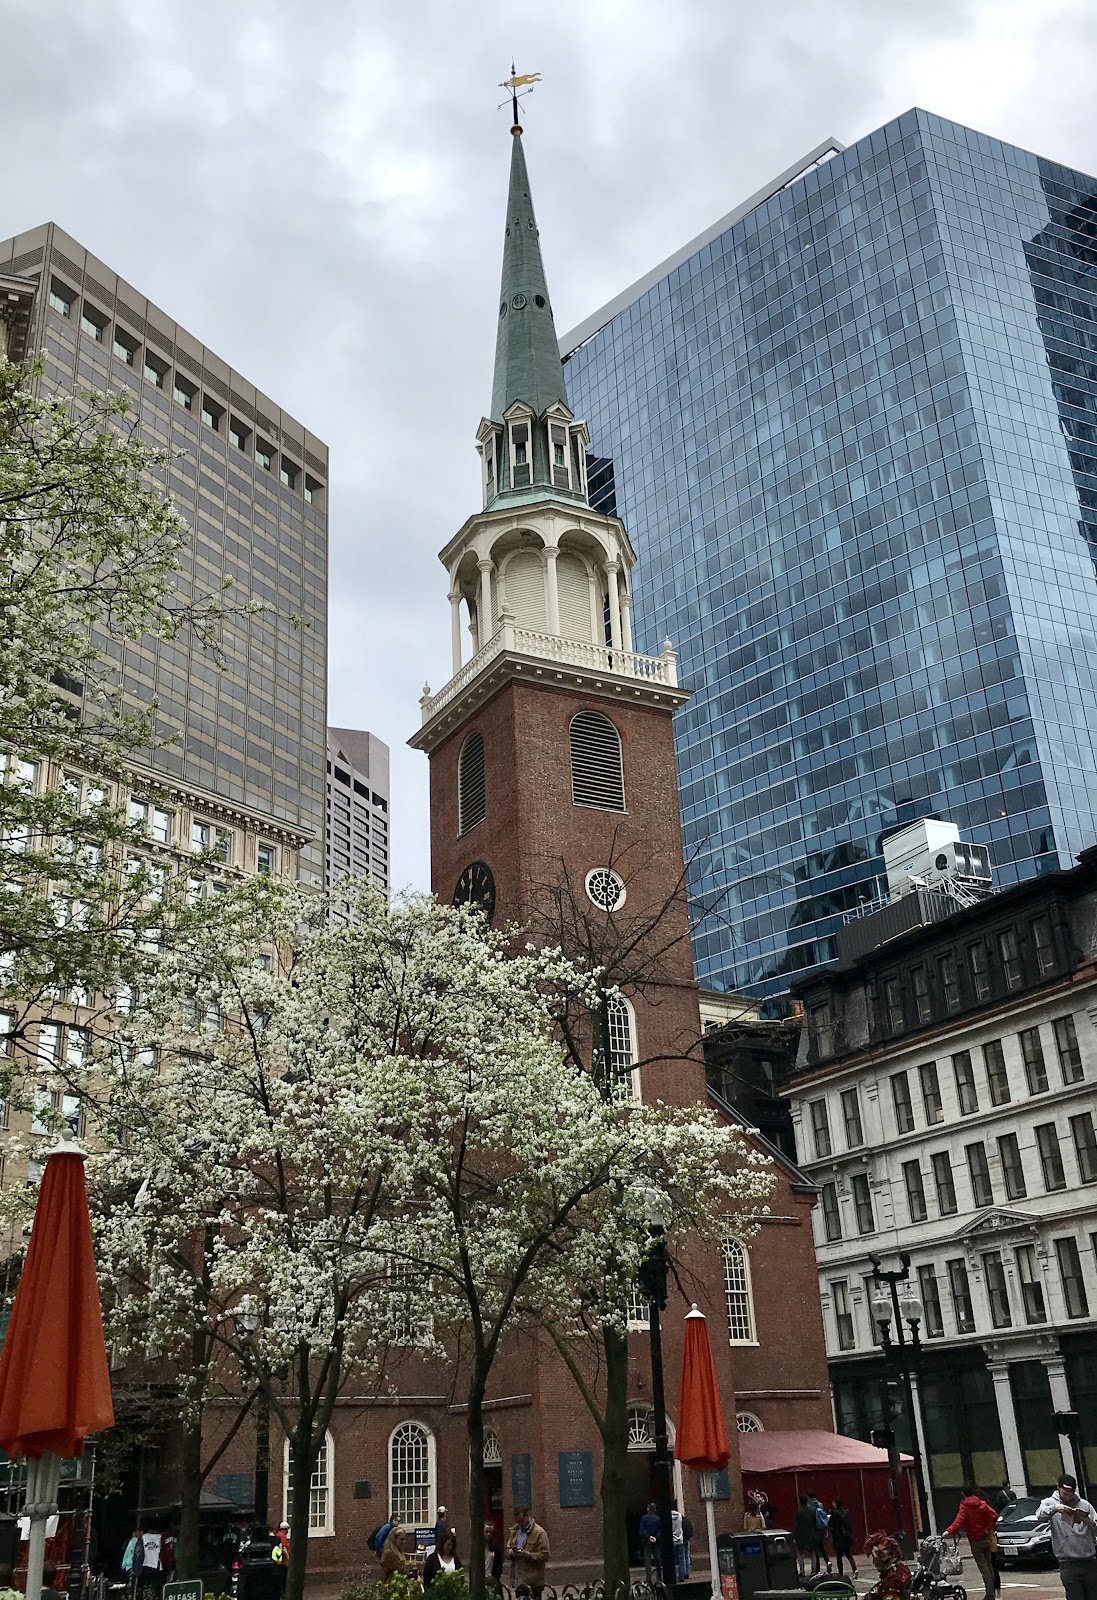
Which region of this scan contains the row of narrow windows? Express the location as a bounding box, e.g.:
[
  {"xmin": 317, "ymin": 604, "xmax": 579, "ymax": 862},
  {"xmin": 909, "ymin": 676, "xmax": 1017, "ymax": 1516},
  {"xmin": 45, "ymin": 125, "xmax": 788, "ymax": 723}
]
[{"xmin": 457, "ymin": 710, "xmax": 625, "ymax": 836}]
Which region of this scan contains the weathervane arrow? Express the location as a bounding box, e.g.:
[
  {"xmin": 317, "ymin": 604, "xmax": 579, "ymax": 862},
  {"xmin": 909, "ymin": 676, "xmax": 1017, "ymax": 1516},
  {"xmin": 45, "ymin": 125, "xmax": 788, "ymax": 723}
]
[{"xmin": 498, "ymin": 63, "xmax": 541, "ymax": 130}]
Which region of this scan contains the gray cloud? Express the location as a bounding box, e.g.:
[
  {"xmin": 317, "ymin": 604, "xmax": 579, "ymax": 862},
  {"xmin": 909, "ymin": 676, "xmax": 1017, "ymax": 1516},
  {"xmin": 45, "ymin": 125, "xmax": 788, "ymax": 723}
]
[{"xmin": 2, "ymin": 0, "xmax": 1095, "ymax": 890}]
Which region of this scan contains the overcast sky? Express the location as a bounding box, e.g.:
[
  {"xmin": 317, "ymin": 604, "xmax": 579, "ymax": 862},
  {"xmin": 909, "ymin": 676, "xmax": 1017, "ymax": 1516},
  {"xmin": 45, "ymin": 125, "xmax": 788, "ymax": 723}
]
[{"xmin": 3, "ymin": 0, "xmax": 1096, "ymax": 891}]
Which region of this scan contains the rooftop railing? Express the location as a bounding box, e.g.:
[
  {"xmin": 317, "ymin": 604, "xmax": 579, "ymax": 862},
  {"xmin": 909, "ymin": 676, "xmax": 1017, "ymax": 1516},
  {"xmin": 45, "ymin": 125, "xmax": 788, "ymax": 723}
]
[{"xmin": 420, "ymin": 623, "xmax": 678, "ymax": 723}]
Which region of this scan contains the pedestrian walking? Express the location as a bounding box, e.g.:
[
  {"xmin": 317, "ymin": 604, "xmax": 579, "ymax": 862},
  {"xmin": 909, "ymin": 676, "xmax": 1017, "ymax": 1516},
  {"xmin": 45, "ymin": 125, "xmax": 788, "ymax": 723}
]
[
  {"xmin": 946, "ymin": 1486, "xmax": 999, "ymax": 1600},
  {"xmin": 370, "ymin": 1513, "xmax": 396, "ymax": 1562},
  {"xmin": 743, "ymin": 1502, "xmax": 766, "ymax": 1533},
  {"xmin": 432, "ymin": 1508, "xmax": 452, "ymax": 1549},
  {"xmin": 381, "ymin": 1526, "xmax": 417, "ymax": 1582},
  {"xmin": 810, "ymin": 1491, "xmax": 832, "ymax": 1573},
  {"xmin": 482, "ymin": 1522, "xmax": 504, "ymax": 1594},
  {"xmin": 682, "ymin": 1511, "xmax": 693, "ymax": 1578},
  {"xmin": 1034, "ymin": 1474, "xmax": 1097, "ymax": 1600},
  {"xmin": 758, "ymin": 1493, "xmax": 776, "ymax": 1529},
  {"xmin": 122, "ymin": 1528, "xmax": 145, "ymax": 1600},
  {"xmin": 829, "ymin": 1502, "xmax": 856, "ymax": 1576},
  {"xmin": 505, "ymin": 1507, "xmax": 549, "ymax": 1599},
  {"xmin": 424, "ymin": 1533, "xmax": 462, "ymax": 1587},
  {"xmin": 639, "ymin": 1503, "xmax": 661, "ymax": 1589},
  {"xmin": 139, "ymin": 1529, "xmax": 162, "ymax": 1599},
  {"xmin": 671, "ymin": 1505, "xmax": 687, "ymax": 1583},
  {"xmin": 995, "ymin": 1485, "xmax": 1017, "ymax": 1514},
  {"xmin": 796, "ymin": 1496, "xmax": 821, "ymax": 1578}
]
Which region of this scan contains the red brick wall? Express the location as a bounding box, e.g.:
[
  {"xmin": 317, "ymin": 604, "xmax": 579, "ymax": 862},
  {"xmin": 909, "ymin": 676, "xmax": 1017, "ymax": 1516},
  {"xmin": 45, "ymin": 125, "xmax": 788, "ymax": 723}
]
[{"xmin": 429, "ymin": 678, "xmax": 707, "ymax": 1106}]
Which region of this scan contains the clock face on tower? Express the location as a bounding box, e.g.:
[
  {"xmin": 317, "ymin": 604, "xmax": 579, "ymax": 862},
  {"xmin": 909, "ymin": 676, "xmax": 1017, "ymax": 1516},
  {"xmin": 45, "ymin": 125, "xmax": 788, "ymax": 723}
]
[{"xmin": 452, "ymin": 860, "xmax": 496, "ymax": 926}]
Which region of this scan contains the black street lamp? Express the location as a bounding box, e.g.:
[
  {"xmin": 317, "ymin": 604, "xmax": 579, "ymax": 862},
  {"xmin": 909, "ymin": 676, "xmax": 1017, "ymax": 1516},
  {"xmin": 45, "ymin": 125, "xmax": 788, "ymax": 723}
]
[
  {"xmin": 237, "ymin": 1308, "xmax": 271, "ymax": 1529},
  {"xmin": 869, "ymin": 1252, "xmax": 932, "ymax": 1543},
  {"xmin": 637, "ymin": 1188, "xmax": 676, "ymax": 1596}
]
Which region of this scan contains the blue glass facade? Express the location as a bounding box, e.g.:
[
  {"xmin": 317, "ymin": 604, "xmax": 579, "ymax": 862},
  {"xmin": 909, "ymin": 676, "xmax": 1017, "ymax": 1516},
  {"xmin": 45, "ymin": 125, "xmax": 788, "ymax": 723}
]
[{"xmin": 563, "ymin": 110, "xmax": 1097, "ymax": 997}]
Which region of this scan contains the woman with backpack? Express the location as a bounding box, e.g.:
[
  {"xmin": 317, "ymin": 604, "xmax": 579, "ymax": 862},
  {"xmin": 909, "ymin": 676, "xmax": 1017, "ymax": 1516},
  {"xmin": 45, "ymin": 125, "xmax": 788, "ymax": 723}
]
[{"xmin": 795, "ymin": 1497, "xmax": 821, "ymax": 1579}]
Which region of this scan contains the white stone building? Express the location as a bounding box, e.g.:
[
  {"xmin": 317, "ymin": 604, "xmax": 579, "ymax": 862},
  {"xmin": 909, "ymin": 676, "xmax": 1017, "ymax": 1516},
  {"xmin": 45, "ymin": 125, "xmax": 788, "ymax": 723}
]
[{"xmin": 788, "ymin": 848, "xmax": 1097, "ymax": 1523}]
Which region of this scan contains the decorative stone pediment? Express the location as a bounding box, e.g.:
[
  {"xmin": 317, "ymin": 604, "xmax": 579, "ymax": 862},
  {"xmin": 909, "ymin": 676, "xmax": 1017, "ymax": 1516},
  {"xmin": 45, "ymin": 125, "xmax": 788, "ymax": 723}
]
[{"xmin": 952, "ymin": 1207, "xmax": 1037, "ymax": 1238}]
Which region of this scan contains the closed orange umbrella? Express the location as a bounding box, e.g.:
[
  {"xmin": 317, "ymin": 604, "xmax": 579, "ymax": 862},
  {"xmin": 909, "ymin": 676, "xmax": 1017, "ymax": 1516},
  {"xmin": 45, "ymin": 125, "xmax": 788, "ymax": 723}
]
[
  {"xmin": 0, "ymin": 1141, "xmax": 113, "ymax": 1599},
  {"xmin": 675, "ymin": 1305, "xmax": 729, "ymax": 1600},
  {"xmin": 676, "ymin": 1303, "xmax": 730, "ymax": 1471}
]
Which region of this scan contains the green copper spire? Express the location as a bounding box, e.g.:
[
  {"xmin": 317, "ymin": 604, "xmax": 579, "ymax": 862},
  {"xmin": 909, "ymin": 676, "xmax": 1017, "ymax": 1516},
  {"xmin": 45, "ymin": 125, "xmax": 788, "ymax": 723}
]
[{"xmin": 490, "ymin": 129, "xmax": 569, "ymax": 422}]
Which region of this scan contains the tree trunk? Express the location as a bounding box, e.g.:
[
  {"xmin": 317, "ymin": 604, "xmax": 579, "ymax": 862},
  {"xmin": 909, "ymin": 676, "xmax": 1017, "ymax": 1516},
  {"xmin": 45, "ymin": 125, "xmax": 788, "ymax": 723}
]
[
  {"xmin": 176, "ymin": 1419, "xmax": 204, "ymax": 1580},
  {"xmin": 284, "ymin": 1427, "xmax": 315, "ymax": 1600},
  {"xmin": 601, "ymin": 1324, "xmax": 631, "ymax": 1597},
  {"xmin": 466, "ymin": 1364, "xmax": 489, "ymax": 1600}
]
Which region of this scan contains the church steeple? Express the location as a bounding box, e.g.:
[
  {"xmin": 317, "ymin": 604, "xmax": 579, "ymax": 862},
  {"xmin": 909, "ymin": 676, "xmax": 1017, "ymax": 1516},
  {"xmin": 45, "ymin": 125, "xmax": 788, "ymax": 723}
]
[
  {"xmin": 409, "ymin": 102, "xmax": 684, "ymax": 721},
  {"xmin": 477, "ymin": 126, "xmax": 590, "ymax": 510},
  {"xmin": 490, "ymin": 128, "xmax": 569, "ymax": 422}
]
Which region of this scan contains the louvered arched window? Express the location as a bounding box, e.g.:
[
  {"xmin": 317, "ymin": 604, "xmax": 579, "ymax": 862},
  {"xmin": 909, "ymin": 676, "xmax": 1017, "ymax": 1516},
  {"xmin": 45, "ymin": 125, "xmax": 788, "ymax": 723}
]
[
  {"xmin": 458, "ymin": 730, "xmax": 486, "ymax": 835},
  {"xmin": 570, "ymin": 711, "xmax": 625, "ymax": 811}
]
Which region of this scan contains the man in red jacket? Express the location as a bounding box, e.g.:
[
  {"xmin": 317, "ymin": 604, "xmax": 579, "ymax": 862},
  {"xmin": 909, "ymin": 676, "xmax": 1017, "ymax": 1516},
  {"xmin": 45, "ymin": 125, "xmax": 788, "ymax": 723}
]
[{"xmin": 947, "ymin": 1487, "xmax": 999, "ymax": 1600}]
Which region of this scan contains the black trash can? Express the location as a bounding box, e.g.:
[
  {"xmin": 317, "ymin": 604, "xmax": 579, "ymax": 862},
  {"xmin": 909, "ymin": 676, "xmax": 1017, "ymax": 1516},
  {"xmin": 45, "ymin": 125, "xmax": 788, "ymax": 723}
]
[{"xmin": 729, "ymin": 1530, "xmax": 800, "ymax": 1600}]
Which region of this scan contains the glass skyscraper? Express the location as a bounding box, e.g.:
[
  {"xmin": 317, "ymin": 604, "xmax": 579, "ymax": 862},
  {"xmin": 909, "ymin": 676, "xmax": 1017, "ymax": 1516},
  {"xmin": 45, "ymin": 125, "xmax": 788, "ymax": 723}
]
[{"xmin": 562, "ymin": 109, "xmax": 1097, "ymax": 998}]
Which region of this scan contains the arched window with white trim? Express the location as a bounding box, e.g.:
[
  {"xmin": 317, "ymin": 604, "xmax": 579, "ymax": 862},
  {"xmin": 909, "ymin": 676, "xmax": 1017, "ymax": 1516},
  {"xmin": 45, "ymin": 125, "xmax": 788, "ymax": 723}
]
[
  {"xmin": 389, "ymin": 1420, "xmax": 436, "ymax": 1527},
  {"xmin": 723, "ymin": 1239, "xmax": 757, "ymax": 1344},
  {"xmin": 626, "ymin": 1282, "xmax": 650, "ymax": 1329},
  {"xmin": 606, "ymin": 994, "xmax": 639, "ymax": 1101},
  {"xmin": 283, "ymin": 1431, "xmax": 335, "ymax": 1536},
  {"xmin": 627, "ymin": 1405, "xmax": 684, "ymax": 1504},
  {"xmin": 736, "ymin": 1411, "xmax": 764, "ymax": 1433},
  {"xmin": 627, "ymin": 1403, "xmax": 655, "ymax": 1451},
  {"xmin": 570, "ymin": 711, "xmax": 625, "ymax": 812},
  {"xmin": 483, "ymin": 1427, "xmax": 502, "ymax": 1467},
  {"xmin": 458, "ymin": 731, "xmax": 486, "ymax": 835}
]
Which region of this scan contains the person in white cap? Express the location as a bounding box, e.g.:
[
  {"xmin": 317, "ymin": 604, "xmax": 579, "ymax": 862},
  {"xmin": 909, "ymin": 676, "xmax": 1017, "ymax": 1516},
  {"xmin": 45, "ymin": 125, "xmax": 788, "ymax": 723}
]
[{"xmin": 1034, "ymin": 1475, "xmax": 1097, "ymax": 1600}]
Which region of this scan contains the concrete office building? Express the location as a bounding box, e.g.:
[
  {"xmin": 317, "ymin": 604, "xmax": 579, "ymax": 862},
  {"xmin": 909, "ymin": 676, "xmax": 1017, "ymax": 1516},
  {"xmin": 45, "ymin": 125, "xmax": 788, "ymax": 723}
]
[
  {"xmin": 0, "ymin": 222, "xmax": 329, "ymax": 887},
  {"xmin": 562, "ymin": 111, "xmax": 1097, "ymax": 998},
  {"xmin": 788, "ymin": 848, "xmax": 1097, "ymax": 1521},
  {"xmin": 0, "ymin": 226, "xmax": 328, "ymax": 1204},
  {"xmin": 326, "ymin": 727, "xmax": 390, "ymax": 894}
]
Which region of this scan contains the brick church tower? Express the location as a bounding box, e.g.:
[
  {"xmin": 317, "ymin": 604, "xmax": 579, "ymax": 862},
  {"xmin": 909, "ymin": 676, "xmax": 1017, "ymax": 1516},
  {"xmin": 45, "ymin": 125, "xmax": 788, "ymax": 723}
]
[
  {"xmin": 406, "ymin": 117, "xmax": 832, "ymax": 1578},
  {"xmin": 410, "ymin": 117, "xmax": 705, "ymax": 1109}
]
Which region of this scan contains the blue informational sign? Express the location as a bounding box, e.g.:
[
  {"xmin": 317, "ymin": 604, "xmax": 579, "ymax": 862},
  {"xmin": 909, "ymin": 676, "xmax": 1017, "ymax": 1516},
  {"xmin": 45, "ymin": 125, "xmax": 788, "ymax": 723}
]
[
  {"xmin": 557, "ymin": 1451, "xmax": 594, "ymax": 1508},
  {"xmin": 215, "ymin": 1472, "xmax": 253, "ymax": 1506},
  {"xmin": 511, "ymin": 1452, "xmax": 532, "ymax": 1508}
]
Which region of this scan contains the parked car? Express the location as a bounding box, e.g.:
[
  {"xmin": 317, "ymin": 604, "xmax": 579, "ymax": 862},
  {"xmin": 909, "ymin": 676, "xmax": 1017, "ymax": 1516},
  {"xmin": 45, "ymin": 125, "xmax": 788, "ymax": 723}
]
[{"xmin": 995, "ymin": 1498, "xmax": 1053, "ymax": 1567}]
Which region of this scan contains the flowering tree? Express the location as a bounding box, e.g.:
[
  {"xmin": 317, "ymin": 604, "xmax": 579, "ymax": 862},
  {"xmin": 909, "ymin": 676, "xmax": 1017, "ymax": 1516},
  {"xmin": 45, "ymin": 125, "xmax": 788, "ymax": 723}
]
[
  {"xmin": 89, "ymin": 880, "xmax": 769, "ymax": 1600},
  {"xmin": 0, "ymin": 355, "xmax": 248, "ymax": 1074},
  {"xmin": 90, "ymin": 881, "xmax": 416, "ymax": 1597},
  {"xmin": 316, "ymin": 891, "xmax": 773, "ymax": 1600}
]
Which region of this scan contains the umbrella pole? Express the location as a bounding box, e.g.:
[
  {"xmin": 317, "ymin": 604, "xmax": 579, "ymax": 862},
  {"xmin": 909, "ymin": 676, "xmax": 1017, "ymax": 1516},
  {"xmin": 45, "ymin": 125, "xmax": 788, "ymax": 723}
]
[
  {"xmin": 705, "ymin": 1496, "xmax": 720, "ymax": 1600},
  {"xmin": 25, "ymin": 1452, "xmax": 62, "ymax": 1600},
  {"xmin": 698, "ymin": 1473, "xmax": 721, "ymax": 1600}
]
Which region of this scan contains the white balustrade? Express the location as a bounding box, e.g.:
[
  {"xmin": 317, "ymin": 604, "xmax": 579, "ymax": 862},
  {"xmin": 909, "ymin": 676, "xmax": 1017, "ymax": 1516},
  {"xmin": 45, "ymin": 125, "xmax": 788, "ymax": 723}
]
[{"xmin": 420, "ymin": 625, "xmax": 678, "ymax": 723}]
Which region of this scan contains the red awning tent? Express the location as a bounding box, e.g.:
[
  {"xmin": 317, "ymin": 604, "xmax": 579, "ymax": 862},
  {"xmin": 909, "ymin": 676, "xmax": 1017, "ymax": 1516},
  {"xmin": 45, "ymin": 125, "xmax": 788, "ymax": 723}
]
[{"xmin": 740, "ymin": 1431, "xmax": 916, "ymax": 1553}]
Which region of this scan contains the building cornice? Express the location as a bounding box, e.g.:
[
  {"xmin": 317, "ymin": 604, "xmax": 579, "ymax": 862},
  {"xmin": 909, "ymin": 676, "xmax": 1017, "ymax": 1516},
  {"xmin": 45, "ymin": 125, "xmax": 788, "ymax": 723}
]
[
  {"xmin": 410, "ymin": 640, "xmax": 688, "ymax": 755},
  {"xmin": 124, "ymin": 761, "xmax": 313, "ymax": 847},
  {"xmin": 787, "ymin": 961, "xmax": 1097, "ymax": 1091}
]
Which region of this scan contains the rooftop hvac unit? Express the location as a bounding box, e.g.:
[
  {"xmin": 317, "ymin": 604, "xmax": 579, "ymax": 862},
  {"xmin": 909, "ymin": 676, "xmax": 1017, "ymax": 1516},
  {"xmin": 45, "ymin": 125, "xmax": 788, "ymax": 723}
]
[{"xmin": 882, "ymin": 818, "xmax": 992, "ymax": 899}]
